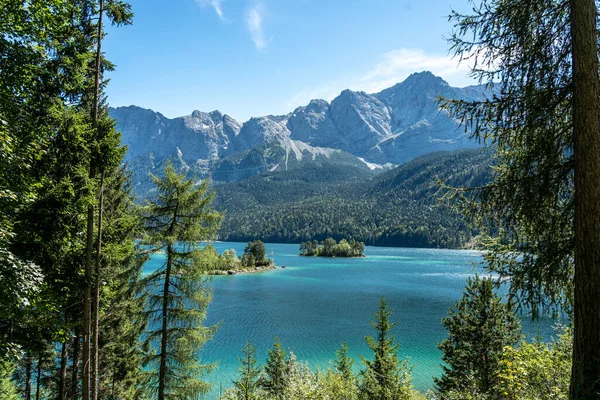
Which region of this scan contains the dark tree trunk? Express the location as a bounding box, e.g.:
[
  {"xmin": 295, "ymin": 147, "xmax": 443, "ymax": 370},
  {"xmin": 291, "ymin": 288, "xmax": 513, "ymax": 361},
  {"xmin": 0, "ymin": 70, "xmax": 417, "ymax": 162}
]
[
  {"xmin": 70, "ymin": 335, "xmax": 80, "ymax": 399},
  {"xmin": 59, "ymin": 341, "xmax": 67, "ymax": 400},
  {"xmin": 83, "ymin": 204, "xmax": 93, "ymax": 400},
  {"xmin": 25, "ymin": 357, "xmax": 32, "ymax": 400},
  {"xmin": 158, "ymin": 244, "xmax": 172, "ymax": 400},
  {"xmin": 35, "ymin": 358, "xmax": 41, "ymax": 400},
  {"xmin": 570, "ymin": 0, "xmax": 600, "ymax": 398},
  {"xmin": 92, "ymin": 170, "xmax": 104, "ymax": 400},
  {"xmin": 84, "ymin": 0, "xmax": 105, "ymax": 396}
]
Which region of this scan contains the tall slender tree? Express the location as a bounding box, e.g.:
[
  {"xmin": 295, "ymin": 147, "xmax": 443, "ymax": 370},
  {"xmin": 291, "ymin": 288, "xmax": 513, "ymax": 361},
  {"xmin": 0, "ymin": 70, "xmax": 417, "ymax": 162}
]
[
  {"xmin": 569, "ymin": 0, "xmax": 600, "ymax": 397},
  {"xmin": 92, "ymin": 165, "xmax": 148, "ymax": 399},
  {"xmin": 260, "ymin": 337, "xmax": 289, "ymax": 398},
  {"xmin": 335, "ymin": 342, "xmax": 355, "ymax": 382},
  {"xmin": 79, "ymin": 2, "xmax": 133, "ymax": 398},
  {"xmin": 232, "ymin": 341, "xmax": 262, "ymax": 400},
  {"xmin": 443, "ymin": 0, "xmax": 600, "ymax": 397},
  {"xmin": 142, "ymin": 162, "xmax": 222, "ymax": 400},
  {"xmin": 358, "ymin": 297, "xmax": 412, "ymax": 400}
]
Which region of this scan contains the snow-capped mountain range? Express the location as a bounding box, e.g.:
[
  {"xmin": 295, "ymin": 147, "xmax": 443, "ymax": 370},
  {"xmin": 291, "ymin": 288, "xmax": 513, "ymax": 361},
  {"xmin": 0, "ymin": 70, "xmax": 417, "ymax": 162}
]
[{"xmin": 109, "ymin": 71, "xmax": 486, "ymax": 190}]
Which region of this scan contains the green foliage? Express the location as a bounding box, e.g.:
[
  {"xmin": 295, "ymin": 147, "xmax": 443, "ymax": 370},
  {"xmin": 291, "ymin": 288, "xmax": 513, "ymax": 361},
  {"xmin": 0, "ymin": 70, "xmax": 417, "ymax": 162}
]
[
  {"xmin": 0, "ymin": 358, "xmax": 19, "ymax": 400},
  {"xmin": 231, "ymin": 341, "xmax": 262, "ymax": 400},
  {"xmin": 95, "ymin": 168, "xmax": 148, "ymax": 398},
  {"xmin": 334, "ymin": 342, "xmax": 355, "ymax": 382},
  {"xmin": 440, "ymin": 0, "xmax": 573, "ymax": 317},
  {"xmin": 435, "ymin": 276, "xmax": 522, "ymax": 398},
  {"xmin": 222, "ymin": 317, "xmax": 429, "ymax": 400},
  {"xmin": 0, "ymin": 0, "xmax": 96, "ymax": 361},
  {"xmin": 260, "ymin": 337, "xmax": 289, "ymax": 398},
  {"xmin": 142, "ymin": 162, "xmax": 222, "ymax": 398},
  {"xmin": 300, "ymin": 238, "xmax": 365, "ymax": 257},
  {"xmin": 0, "ymin": 244, "xmax": 43, "ymax": 353},
  {"xmin": 359, "ymin": 297, "xmax": 413, "ymax": 400},
  {"xmin": 244, "ymin": 240, "xmax": 268, "ymax": 266},
  {"xmin": 221, "ymin": 249, "xmax": 241, "ymax": 270},
  {"xmin": 0, "ymin": 0, "xmax": 146, "ymax": 397},
  {"xmin": 214, "ymin": 149, "xmax": 491, "ymax": 248},
  {"xmin": 495, "ymin": 327, "xmax": 572, "ymax": 400}
]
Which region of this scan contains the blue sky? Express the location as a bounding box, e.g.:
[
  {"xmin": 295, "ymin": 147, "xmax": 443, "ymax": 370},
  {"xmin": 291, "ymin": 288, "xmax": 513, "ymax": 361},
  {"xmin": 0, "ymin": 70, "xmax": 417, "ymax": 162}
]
[{"xmin": 104, "ymin": 0, "xmax": 476, "ymax": 121}]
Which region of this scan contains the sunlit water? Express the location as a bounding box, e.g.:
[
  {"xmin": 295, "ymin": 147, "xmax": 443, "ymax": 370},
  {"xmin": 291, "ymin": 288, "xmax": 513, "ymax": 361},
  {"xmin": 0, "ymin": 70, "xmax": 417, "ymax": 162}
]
[{"xmin": 142, "ymin": 242, "xmax": 559, "ymax": 397}]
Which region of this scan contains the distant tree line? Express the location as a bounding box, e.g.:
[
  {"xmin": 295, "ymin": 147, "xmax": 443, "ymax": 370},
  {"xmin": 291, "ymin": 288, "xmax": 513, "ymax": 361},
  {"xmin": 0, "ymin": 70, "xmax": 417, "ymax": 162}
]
[
  {"xmin": 213, "ymin": 149, "xmax": 492, "ymax": 249},
  {"xmin": 299, "ymin": 238, "xmax": 365, "ymax": 257}
]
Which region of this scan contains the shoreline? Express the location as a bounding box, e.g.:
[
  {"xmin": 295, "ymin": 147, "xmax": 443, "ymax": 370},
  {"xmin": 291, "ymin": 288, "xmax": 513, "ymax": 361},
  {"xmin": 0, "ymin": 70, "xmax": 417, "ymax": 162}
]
[
  {"xmin": 206, "ymin": 264, "xmax": 282, "ymax": 276},
  {"xmin": 215, "ymin": 240, "xmax": 483, "ymax": 251},
  {"xmin": 299, "ymin": 254, "xmax": 366, "ymax": 258}
]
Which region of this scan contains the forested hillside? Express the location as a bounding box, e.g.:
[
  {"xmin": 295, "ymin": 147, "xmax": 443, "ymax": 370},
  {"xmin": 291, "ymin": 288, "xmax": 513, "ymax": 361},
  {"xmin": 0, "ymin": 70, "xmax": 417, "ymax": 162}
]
[{"xmin": 213, "ymin": 148, "xmax": 493, "ymax": 248}]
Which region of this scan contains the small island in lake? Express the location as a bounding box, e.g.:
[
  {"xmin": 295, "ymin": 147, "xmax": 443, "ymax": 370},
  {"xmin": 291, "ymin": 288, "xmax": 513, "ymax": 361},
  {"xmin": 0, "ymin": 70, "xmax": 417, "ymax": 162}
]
[
  {"xmin": 299, "ymin": 238, "xmax": 365, "ymax": 257},
  {"xmin": 205, "ymin": 240, "xmax": 279, "ymax": 275}
]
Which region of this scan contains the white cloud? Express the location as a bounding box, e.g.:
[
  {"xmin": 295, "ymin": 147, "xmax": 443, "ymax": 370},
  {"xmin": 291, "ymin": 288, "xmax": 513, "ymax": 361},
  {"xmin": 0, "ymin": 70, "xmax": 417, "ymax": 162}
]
[
  {"xmin": 358, "ymin": 48, "xmax": 473, "ymax": 93},
  {"xmin": 287, "ymin": 48, "xmax": 476, "ymax": 109},
  {"xmin": 195, "ymin": 0, "xmax": 225, "ymax": 20},
  {"xmin": 246, "ymin": 4, "xmax": 271, "ymax": 50}
]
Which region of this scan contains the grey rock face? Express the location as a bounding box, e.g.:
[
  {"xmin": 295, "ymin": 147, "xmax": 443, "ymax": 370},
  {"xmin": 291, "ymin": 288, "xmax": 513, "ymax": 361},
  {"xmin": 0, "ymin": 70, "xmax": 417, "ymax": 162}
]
[
  {"xmin": 230, "ymin": 116, "xmax": 291, "ymax": 154},
  {"xmin": 287, "ymin": 99, "xmax": 338, "ymax": 146},
  {"xmin": 109, "ymin": 106, "xmax": 241, "ymax": 162},
  {"xmin": 328, "ymin": 89, "xmax": 392, "ymax": 155},
  {"xmin": 112, "ymin": 71, "xmax": 486, "ymax": 188}
]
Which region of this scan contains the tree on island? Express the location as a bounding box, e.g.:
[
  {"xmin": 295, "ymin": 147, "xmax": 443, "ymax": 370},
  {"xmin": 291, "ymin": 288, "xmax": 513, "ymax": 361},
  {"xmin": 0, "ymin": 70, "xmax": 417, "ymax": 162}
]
[
  {"xmin": 142, "ymin": 163, "xmax": 222, "ymax": 400},
  {"xmin": 322, "ymin": 238, "xmax": 337, "ymax": 256},
  {"xmin": 299, "ymin": 238, "xmax": 365, "ymax": 257},
  {"xmin": 242, "ymin": 240, "xmax": 271, "ymax": 267},
  {"xmin": 435, "ymin": 276, "xmax": 521, "ymax": 398}
]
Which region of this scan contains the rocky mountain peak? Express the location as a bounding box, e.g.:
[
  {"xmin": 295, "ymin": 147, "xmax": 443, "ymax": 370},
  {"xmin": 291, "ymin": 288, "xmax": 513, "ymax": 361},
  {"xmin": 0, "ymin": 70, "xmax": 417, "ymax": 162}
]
[{"xmin": 112, "ymin": 71, "xmax": 486, "ymax": 186}]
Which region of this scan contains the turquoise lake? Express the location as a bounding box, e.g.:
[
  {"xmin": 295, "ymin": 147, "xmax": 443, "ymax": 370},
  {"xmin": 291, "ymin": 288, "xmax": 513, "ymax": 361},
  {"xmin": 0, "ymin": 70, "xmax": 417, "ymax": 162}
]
[{"xmin": 143, "ymin": 242, "xmax": 558, "ymax": 397}]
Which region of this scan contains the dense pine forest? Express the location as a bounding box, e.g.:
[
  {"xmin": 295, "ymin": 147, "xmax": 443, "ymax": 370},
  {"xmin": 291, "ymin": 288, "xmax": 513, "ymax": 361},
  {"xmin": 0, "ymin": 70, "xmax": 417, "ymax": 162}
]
[
  {"xmin": 213, "ymin": 149, "xmax": 492, "ymax": 248},
  {"xmin": 1, "ymin": 0, "xmax": 600, "ymax": 399}
]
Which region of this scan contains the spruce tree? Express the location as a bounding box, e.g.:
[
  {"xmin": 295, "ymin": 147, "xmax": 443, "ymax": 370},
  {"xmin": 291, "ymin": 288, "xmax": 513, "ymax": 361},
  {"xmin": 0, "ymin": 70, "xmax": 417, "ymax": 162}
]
[
  {"xmin": 443, "ymin": 0, "xmax": 600, "ymax": 397},
  {"xmin": 260, "ymin": 337, "xmax": 289, "ymax": 397},
  {"xmin": 334, "ymin": 342, "xmax": 355, "ymax": 382},
  {"xmin": 434, "ymin": 276, "xmax": 521, "ymax": 398},
  {"xmin": 358, "ymin": 297, "xmax": 412, "ymax": 400},
  {"xmin": 95, "ymin": 167, "xmax": 148, "ymax": 399},
  {"xmin": 142, "ymin": 162, "xmax": 222, "ymax": 400},
  {"xmin": 232, "ymin": 341, "xmax": 262, "ymax": 400}
]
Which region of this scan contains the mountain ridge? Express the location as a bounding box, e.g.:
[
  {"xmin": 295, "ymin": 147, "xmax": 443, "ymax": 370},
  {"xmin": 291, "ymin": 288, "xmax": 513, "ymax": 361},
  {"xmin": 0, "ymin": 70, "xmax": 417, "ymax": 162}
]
[{"xmin": 110, "ymin": 71, "xmax": 485, "ymax": 191}]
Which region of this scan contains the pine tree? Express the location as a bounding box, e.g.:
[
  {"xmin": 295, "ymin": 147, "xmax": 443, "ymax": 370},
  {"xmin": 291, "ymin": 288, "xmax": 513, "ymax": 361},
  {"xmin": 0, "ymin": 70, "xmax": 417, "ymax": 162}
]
[
  {"xmin": 260, "ymin": 337, "xmax": 289, "ymax": 397},
  {"xmin": 334, "ymin": 342, "xmax": 355, "ymax": 382},
  {"xmin": 358, "ymin": 297, "xmax": 412, "ymax": 400},
  {"xmin": 142, "ymin": 162, "xmax": 222, "ymax": 400},
  {"xmin": 95, "ymin": 167, "xmax": 148, "ymax": 399},
  {"xmin": 434, "ymin": 276, "xmax": 521, "ymax": 398},
  {"xmin": 232, "ymin": 341, "xmax": 262, "ymax": 400},
  {"xmin": 443, "ymin": 0, "xmax": 600, "ymax": 397},
  {"xmin": 81, "ymin": 3, "xmax": 133, "ymax": 399}
]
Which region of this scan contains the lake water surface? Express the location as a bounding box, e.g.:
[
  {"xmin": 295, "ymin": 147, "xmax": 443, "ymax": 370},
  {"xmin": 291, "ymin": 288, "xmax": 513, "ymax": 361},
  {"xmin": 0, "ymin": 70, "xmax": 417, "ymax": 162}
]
[{"xmin": 143, "ymin": 242, "xmax": 558, "ymax": 397}]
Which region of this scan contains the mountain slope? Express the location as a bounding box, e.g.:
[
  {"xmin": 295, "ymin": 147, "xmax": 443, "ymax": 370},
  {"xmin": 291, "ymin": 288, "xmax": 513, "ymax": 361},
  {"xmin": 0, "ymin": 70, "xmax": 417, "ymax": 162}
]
[{"xmin": 212, "ymin": 148, "xmax": 493, "ymax": 248}]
